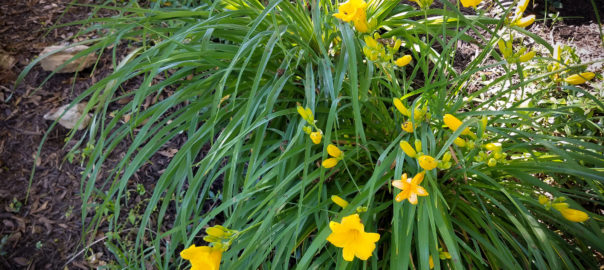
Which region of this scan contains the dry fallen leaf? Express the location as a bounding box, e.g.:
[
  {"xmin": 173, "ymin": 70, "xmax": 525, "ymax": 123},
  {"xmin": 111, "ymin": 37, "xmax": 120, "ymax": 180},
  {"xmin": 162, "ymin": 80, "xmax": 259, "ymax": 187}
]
[
  {"xmin": 0, "ymin": 52, "xmax": 16, "ymax": 70},
  {"xmin": 43, "ymin": 103, "xmax": 92, "ymax": 130},
  {"xmin": 39, "ymin": 44, "xmax": 97, "ymax": 73}
]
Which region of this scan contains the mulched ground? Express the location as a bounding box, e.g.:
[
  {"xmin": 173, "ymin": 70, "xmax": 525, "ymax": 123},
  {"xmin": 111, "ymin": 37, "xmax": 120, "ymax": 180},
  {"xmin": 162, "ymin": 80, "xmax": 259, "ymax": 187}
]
[{"xmin": 0, "ymin": 0, "xmax": 602, "ymax": 269}]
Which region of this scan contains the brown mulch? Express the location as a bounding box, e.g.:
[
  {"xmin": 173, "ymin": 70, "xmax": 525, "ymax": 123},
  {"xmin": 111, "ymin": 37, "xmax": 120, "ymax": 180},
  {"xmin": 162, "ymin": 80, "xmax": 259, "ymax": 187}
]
[{"xmin": 0, "ymin": 0, "xmax": 602, "ymax": 269}]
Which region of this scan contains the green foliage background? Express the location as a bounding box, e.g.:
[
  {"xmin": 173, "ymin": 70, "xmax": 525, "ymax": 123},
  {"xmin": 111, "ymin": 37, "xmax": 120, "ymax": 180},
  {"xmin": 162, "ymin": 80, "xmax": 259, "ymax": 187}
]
[{"xmin": 22, "ymin": 0, "xmax": 604, "ymax": 268}]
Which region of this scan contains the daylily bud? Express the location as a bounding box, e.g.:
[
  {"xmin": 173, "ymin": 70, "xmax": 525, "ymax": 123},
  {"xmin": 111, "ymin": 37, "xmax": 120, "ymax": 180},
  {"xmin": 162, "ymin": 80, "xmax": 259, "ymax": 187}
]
[
  {"xmin": 331, "ymin": 195, "xmax": 349, "ymax": 208},
  {"xmin": 327, "ymin": 144, "xmax": 343, "ymax": 158},
  {"xmin": 310, "ymin": 131, "xmax": 322, "ymax": 144},
  {"xmin": 418, "ymin": 155, "xmax": 437, "ymax": 170},
  {"xmin": 400, "ymin": 140, "xmax": 417, "ymax": 158},
  {"xmin": 395, "ymin": 55, "xmax": 412, "ymax": 67},
  {"xmin": 564, "ymin": 72, "xmax": 595, "ymax": 85},
  {"xmin": 322, "ymin": 158, "xmax": 339, "ymax": 168},
  {"xmin": 393, "ymin": 98, "xmax": 411, "ymax": 117}
]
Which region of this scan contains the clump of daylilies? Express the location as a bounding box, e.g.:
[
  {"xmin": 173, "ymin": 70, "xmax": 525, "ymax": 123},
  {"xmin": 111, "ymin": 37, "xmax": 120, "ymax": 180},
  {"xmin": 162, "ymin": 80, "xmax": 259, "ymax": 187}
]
[
  {"xmin": 539, "ymin": 195, "xmax": 590, "ymax": 222},
  {"xmin": 181, "ymin": 225, "xmax": 238, "ymax": 270},
  {"xmin": 297, "ymin": 105, "xmax": 323, "ymax": 144}
]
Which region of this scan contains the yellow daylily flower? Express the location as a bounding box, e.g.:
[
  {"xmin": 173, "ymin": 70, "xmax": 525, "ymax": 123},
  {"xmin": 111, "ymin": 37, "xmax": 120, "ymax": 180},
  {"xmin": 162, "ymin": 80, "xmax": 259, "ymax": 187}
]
[
  {"xmin": 331, "ymin": 195, "xmax": 349, "ymax": 208},
  {"xmin": 400, "ymin": 140, "xmax": 417, "ymax": 158},
  {"xmin": 181, "ymin": 245, "xmax": 222, "ymax": 270},
  {"xmin": 460, "ymin": 0, "xmax": 481, "ymax": 8},
  {"xmin": 310, "ymin": 131, "xmax": 323, "ymax": 144},
  {"xmin": 395, "ymin": 55, "xmax": 412, "ymax": 67},
  {"xmin": 333, "ymin": 0, "xmax": 367, "ymax": 22},
  {"xmin": 418, "ymin": 155, "xmax": 437, "ymax": 170},
  {"xmin": 516, "ymin": 0, "xmax": 530, "ymax": 14},
  {"xmin": 392, "ymin": 171, "xmax": 429, "ymax": 204},
  {"xmin": 401, "ymin": 121, "xmax": 414, "ymax": 133},
  {"xmin": 326, "ymin": 214, "xmax": 380, "ymax": 261},
  {"xmin": 564, "ymin": 72, "xmax": 596, "ymax": 85}
]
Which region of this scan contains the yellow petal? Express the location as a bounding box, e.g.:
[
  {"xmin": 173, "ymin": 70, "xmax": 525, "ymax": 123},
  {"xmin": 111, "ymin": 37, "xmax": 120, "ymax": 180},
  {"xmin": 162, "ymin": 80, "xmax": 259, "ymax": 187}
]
[
  {"xmin": 342, "ymin": 246, "xmax": 355, "ymax": 261},
  {"xmin": 395, "ymin": 55, "xmax": 412, "ymax": 67},
  {"xmin": 400, "ymin": 141, "xmax": 417, "ymax": 157},
  {"xmin": 416, "ymin": 185, "xmax": 429, "ymax": 196},
  {"xmin": 322, "ymin": 158, "xmax": 339, "ymax": 168},
  {"xmin": 443, "ymin": 114, "xmax": 475, "ymax": 138},
  {"xmin": 327, "ymin": 144, "xmax": 342, "ymax": 158},
  {"xmin": 331, "ymin": 195, "xmax": 349, "ymax": 208},
  {"xmin": 429, "ymin": 255, "xmax": 434, "ymax": 269},
  {"xmin": 559, "ymin": 208, "xmax": 590, "ymax": 222},
  {"xmin": 408, "ymin": 192, "xmax": 418, "ymax": 204},
  {"xmin": 392, "ymin": 179, "xmax": 405, "ymax": 190},
  {"xmin": 418, "ymin": 155, "xmax": 437, "ymax": 170},
  {"xmin": 412, "ymin": 171, "xmax": 426, "ymax": 185},
  {"xmin": 393, "ymin": 98, "xmax": 411, "ymax": 117},
  {"xmin": 395, "ymin": 190, "xmax": 410, "ymax": 202}
]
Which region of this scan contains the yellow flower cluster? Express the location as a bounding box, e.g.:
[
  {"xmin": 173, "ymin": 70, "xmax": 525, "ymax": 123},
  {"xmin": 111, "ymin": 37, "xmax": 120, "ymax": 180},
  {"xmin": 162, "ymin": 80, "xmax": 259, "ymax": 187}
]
[
  {"xmin": 326, "ymin": 214, "xmax": 380, "ymax": 261},
  {"xmin": 539, "ymin": 195, "xmax": 589, "ymax": 222},
  {"xmin": 298, "ymin": 105, "xmax": 323, "ymax": 144},
  {"xmin": 333, "ymin": 0, "xmax": 370, "ymax": 33},
  {"xmin": 363, "ymin": 34, "xmax": 413, "ymax": 67},
  {"xmin": 181, "ymin": 225, "xmax": 237, "ymax": 270},
  {"xmin": 498, "ymin": 37, "xmax": 536, "ymax": 63}
]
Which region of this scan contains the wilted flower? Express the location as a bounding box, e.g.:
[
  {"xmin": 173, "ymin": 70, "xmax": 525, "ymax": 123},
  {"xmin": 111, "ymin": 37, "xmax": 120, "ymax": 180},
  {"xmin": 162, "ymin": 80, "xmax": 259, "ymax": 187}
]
[
  {"xmin": 326, "ymin": 214, "xmax": 380, "ymax": 261},
  {"xmin": 401, "ymin": 121, "xmax": 414, "ymax": 133}
]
